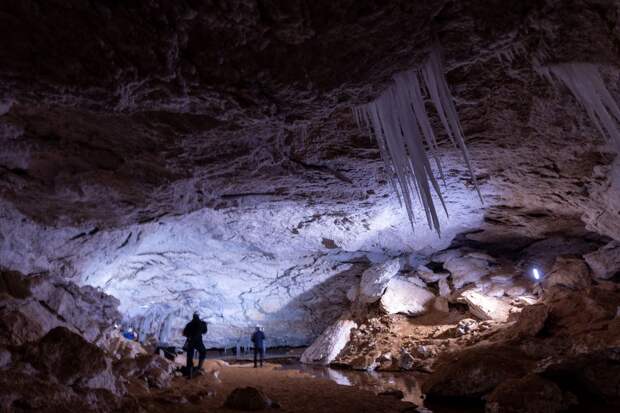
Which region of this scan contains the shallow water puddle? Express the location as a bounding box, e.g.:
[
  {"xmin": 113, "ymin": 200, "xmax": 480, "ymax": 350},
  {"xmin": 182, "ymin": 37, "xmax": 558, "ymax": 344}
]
[{"xmin": 276, "ymin": 362, "xmax": 483, "ymax": 413}]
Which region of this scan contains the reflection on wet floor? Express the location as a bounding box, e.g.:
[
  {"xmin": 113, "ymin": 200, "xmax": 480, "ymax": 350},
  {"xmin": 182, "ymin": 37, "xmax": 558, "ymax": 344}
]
[
  {"xmin": 279, "ymin": 363, "xmax": 425, "ymax": 405},
  {"xmin": 276, "ymin": 362, "xmax": 484, "ymax": 413}
]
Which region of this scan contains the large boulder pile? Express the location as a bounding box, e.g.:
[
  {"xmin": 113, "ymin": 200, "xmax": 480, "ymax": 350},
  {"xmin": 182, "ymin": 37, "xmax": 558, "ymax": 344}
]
[
  {"xmin": 422, "ymin": 283, "xmax": 620, "ymax": 412},
  {"xmin": 0, "ymin": 269, "xmax": 175, "ymax": 412},
  {"xmin": 0, "ymin": 327, "xmax": 125, "ymax": 412},
  {"xmin": 0, "ymin": 269, "xmax": 121, "ymax": 347}
]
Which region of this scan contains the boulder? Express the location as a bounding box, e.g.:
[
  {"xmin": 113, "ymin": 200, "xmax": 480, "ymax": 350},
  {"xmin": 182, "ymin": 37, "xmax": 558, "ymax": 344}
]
[
  {"xmin": 115, "ymin": 353, "xmax": 174, "ymax": 389},
  {"xmin": 433, "ymin": 296, "xmax": 450, "ymax": 313},
  {"xmin": 29, "ymin": 275, "xmax": 120, "ymax": 342},
  {"xmin": 0, "ymin": 298, "xmax": 68, "ymax": 346},
  {"xmin": 542, "ymin": 350, "xmax": 620, "ymax": 405},
  {"xmin": 0, "ymin": 368, "xmax": 121, "ymax": 413},
  {"xmin": 398, "ymin": 350, "xmax": 415, "ymax": 370},
  {"xmin": 583, "ymin": 241, "xmax": 620, "ymax": 279},
  {"xmin": 461, "ymin": 290, "xmax": 512, "ymax": 322},
  {"xmin": 99, "ymin": 330, "xmax": 147, "ymax": 359},
  {"xmin": 542, "ymin": 257, "xmax": 591, "ymax": 290},
  {"xmin": 380, "ymin": 276, "xmax": 435, "ymax": 316},
  {"xmin": 358, "ymin": 259, "xmax": 401, "ymax": 304},
  {"xmin": 26, "ymin": 327, "xmax": 125, "ymax": 396},
  {"xmin": 0, "ymin": 271, "xmax": 120, "ymax": 347},
  {"xmin": 431, "ymin": 249, "xmax": 463, "ymax": 263},
  {"xmin": 485, "ymin": 374, "xmax": 576, "ymax": 413},
  {"xmin": 444, "ymin": 257, "xmax": 491, "ymax": 289},
  {"xmin": 224, "ymin": 387, "xmax": 276, "ymax": 410},
  {"xmin": 416, "ymin": 265, "xmax": 449, "ymax": 283},
  {"xmin": 507, "ymin": 303, "xmax": 549, "ymax": 339},
  {"xmin": 301, "ymin": 318, "xmax": 357, "ymax": 365},
  {"xmin": 438, "ymin": 278, "xmax": 451, "ymax": 297},
  {"xmin": 456, "ymin": 318, "xmax": 479, "ymax": 336},
  {"xmin": 422, "ymin": 345, "xmax": 535, "ymax": 399}
]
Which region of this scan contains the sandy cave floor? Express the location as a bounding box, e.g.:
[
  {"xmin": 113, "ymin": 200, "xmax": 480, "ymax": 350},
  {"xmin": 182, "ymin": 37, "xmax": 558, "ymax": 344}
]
[{"xmin": 130, "ymin": 360, "xmax": 420, "ymax": 413}]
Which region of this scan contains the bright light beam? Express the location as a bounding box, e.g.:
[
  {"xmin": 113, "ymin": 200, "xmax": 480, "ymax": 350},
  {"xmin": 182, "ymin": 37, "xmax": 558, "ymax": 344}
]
[{"xmin": 532, "ymin": 268, "xmax": 541, "ymax": 280}]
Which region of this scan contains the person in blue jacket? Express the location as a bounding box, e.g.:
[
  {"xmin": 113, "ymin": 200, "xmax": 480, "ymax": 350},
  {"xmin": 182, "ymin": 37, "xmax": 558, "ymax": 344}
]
[{"xmin": 251, "ymin": 325, "xmax": 266, "ymax": 368}]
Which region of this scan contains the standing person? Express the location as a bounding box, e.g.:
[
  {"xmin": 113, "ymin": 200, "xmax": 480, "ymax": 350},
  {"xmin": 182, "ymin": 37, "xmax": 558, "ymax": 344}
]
[
  {"xmin": 182, "ymin": 311, "xmax": 208, "ymax": 378},
  {"xmin": 251, "ymin": 325, "xmax": 266, "ymax": 368}
]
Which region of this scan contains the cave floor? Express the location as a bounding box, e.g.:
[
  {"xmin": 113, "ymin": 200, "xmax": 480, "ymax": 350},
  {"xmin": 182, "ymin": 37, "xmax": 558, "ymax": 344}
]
[{"xmin": 131, "ymin": 360, "xmax": 422, "ymax": 413}]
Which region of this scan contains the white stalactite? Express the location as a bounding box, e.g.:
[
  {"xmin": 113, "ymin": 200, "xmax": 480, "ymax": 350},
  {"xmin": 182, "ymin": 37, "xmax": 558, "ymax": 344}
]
[
  {"xmin": 540, "ymin": 63, "xmax": 620, "ymax": 151},
  {"xmin": 355, "ymin": 48, "xmax": 480, "ymax": 235}
]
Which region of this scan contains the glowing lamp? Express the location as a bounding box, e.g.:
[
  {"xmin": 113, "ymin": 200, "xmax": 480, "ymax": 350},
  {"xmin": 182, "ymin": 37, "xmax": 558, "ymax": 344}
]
[{"xmin": 532, "ymin": 268, "xmax": 541, "ymax": 281}]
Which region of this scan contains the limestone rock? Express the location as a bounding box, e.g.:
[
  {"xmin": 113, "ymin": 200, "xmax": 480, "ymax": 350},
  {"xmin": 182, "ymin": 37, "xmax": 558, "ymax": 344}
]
[
  {"xmin": 0, "ymin": 368, "xmax": 121, "ymax": 413},
  {"xmin": 0, "ymin": 271, "xmax": 120, "ymax": 348},
  {"xmin": 542, "ymin": 350, "xmax": 620, "ymax": 405},
  {"xmin": 422, "ymin": 345, "xmax": 535, "ymax": 399},
  {"xmin": 508, "ymin": 303, "xmax": 549, "ymax": 339},
  {"xmin": 358, "ymin": 259, "xmax": 401, "ymax": 304},
  {"xmin": 346, "ymin": 284, "xmax": 359, "ymax": 302},
  {"xmin": 583, "ymin": 241, "xmax": 620, "ymax": 279},
  {"xmin": 444, "ymin": 257, "xmax": 491, "ymax": 289},
  {"xmin": 456, "ymin": 318, "xmax": 479, "ymax": 336},
  {"xmin": 380, "ymin": 276, "xmax": 435, "ymax": 316},
  {"xmin": 461, "ymin": 290, "xmax": 512, "ymax": 322},
  {"xmin": 542, "ymin": 257, "xmax": 591, "ymax": 290},
  {"xmin": 29, "ymin": 275, "xmax": 121, "ymax": 342},
  {"xmin": 0, "ymin": 297, "xmax": 68, "ymax": 346},
  {"xmin": 99, "ymin": 330, "xmax": 147, "ymax": 360},
  {"xmin": 431, "ymin": 249, "xmax": 463, "ymax": 263},
  {"xmin": 398, "ymin": 350, "xmax": 415, "ymax": 370},
  {"xmin": 486, "ymin": 374, "xmax": 576, "ymax": 413},
  {"xmin": 416, "ymin": 265, "xmax": 449, "ymax": 283},
  {"xmin": 438, "ymin": 278, "xmax": 451, "ymax": 297},
  {"xmin": 301, "ymin": 318, "xmax": 357, "ymax": 365},
  {"xmin": 433, "ymin": 296, "xmax": 450, "ymax": 313},
  {"xmin": 224, "ymin": 387, "xmax": 275, "ymax": 411},
  {"xmin": 115, "ymin": 353, "xmax": 174, "ymax": 389},
  {"xmin": 26, "ymin": 327, "xmax": 125, "ymax": 396}
]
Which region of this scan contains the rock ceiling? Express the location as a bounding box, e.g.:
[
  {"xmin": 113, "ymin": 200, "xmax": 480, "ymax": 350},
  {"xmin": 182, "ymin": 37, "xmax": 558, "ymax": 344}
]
[{"xmin": 1, "ymin": 0, "xmax": 620, "ymax": 345}]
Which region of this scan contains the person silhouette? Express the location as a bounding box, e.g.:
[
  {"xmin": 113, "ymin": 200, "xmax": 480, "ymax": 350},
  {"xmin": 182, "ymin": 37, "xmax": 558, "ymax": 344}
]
[
  {"xmin": 182, "ymin": 311, "xmax": 208, "ymax": 378},
  {"xmin": 251, "ymin": 325, "xmax": 266, "ymax": 368}
]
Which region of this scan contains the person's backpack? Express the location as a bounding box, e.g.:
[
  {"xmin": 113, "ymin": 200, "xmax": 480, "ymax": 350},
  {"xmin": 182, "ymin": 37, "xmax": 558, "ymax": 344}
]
[
  {"xmin": 200, "ymin": 321, "xmax": 207, "ymax": 334},
  {"xmin": 182, "ymin": 322, "xmax": 191, "ymax": 338}
]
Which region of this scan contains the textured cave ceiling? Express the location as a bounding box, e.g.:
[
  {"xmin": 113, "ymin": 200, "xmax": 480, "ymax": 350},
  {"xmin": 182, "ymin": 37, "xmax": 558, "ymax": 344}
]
[{"xmin": 1, "ymin": 0, "xmax": 620, "ymax": 346}]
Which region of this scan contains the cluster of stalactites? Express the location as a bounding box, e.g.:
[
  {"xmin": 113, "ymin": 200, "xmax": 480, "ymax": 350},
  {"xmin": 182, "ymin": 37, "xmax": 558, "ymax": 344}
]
[
  {"xmin": 353, "ymin": 48, "xmax": 481, "ymax": 236},
  {"xmin": 538, "ymin": 63, "xmax": 620, "ymax": 151}
]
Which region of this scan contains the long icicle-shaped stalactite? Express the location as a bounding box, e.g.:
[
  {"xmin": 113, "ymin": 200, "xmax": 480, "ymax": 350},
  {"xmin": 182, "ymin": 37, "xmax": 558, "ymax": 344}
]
[
  {"xmin": 353, "ymin": 48, "xmax": 481, "ymax": 236},
  {"xmin": 538, "ymin": 63, "xmax": 620, "ymax": 151}
]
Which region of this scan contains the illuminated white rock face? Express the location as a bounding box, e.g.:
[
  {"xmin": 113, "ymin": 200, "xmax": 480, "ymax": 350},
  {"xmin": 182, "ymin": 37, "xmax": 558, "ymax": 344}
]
[
  {"xmin": 1, "ymin": 0, "xmax": 620, "ymax": 353},
  {"xmin": 0, "ymin": 187, "xmax": 485, "ymax": 348}
]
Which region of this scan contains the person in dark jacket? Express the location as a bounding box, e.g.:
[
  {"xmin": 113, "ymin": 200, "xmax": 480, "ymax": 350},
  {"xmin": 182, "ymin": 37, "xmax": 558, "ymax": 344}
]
[
  {"xmin": 183, "ymin": 311, "xmax": 208, "ymax": 377},
  {"xmin": 251, "ymin": 325, "xmax": 266, "ymax": 368}
]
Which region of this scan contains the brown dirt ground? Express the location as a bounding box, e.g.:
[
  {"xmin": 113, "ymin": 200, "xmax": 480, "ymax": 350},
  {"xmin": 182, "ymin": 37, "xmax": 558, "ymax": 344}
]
[{"xmin": 130, "ymin": 360, "xmax": 417, "ymax": 413}]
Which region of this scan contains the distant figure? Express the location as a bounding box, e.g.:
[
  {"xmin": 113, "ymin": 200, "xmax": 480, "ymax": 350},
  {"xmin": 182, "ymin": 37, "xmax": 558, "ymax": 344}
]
[
  {"xmin": 251, "ymin": 325, "xmax": 266, "ymax": 368},
  {"xmin": 183, "ymin": 311, "xmax": 208, "ymax": 377}
]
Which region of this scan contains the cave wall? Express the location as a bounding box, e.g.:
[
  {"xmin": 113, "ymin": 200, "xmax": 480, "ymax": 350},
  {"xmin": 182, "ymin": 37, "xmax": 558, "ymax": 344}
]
[{"xmin": 1, "ymin": 0, "xmax": 620, "ymax": 346}]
